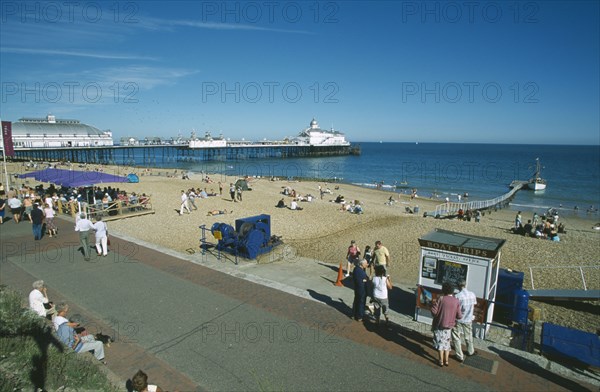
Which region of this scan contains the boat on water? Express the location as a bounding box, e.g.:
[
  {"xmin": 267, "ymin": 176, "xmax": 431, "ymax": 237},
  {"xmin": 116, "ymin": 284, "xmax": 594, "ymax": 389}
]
[{"xmin": 527, "ymin": 158, "xmax": 547, "ymax": 191}]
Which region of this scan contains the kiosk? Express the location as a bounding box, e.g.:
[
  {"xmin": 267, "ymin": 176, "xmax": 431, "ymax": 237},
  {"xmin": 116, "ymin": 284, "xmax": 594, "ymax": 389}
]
[{"xmin": 415, "ymin": 229, "xmax": 506, "ymax": 338}]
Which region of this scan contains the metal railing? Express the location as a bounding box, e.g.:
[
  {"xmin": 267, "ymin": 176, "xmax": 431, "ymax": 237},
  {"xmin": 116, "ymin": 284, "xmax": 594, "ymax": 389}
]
[
  {"xmin": 529, "ymin": 265, "xmax": 599, "ymax": 291},
  {"xmin": 432, "ymin": 182, "xmax": 526, "ymax": 217},
  {"xmin": 55, "ymin": 198, "xmax": 153, "ymax": 219}
]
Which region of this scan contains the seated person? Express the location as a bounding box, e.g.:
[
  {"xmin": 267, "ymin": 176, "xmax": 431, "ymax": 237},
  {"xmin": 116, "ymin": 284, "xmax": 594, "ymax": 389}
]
[
  {"xmin": 53, "ymin": 302, "xmax": 80, "ymax": 331},
  {"xmin": 512, "ymin": 223, "xmax": 525, "ymax": 235},
  {"xmin": 289, "ymin": 199, "xmax": 303, "ymax": 210},
  {"xmin": 334, "ymin": 195, "xmax": 345, "ymax": 204},
  {"xmin": 207, "ymin": 209, "xmax": 232, "ymax": 216},
  {"xmin": 56, "ymin": 302, "xmax": 106, "ymax": 363},
  {"xmin": 523, "ymin": 220, "xmax": 533, "ymax": 236},
  {"xmin": 353, "ymin": 204, "xmax": 363, "ymax": 214},
  {"xmin": 139, "ymin": 194, "xmax": 149, "ymax": 207},
  {"xmin": 276, "ymin": 198, "xmax": 286, "ymax": 208},
  {"xmin": 29, "ymin": 280, "xmax": 56, "ymax": 318}
]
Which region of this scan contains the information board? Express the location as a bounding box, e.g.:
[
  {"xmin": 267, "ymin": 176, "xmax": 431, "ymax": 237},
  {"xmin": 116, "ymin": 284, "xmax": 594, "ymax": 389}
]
[{"xmin": 435, "ymin": 260, "xmax": 468, "ymax": 287}]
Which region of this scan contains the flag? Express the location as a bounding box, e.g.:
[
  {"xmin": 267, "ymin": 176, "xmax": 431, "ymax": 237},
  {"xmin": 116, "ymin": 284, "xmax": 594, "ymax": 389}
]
[{"xmin": 1, "ymin": 121, "xmax": 14, "ymax": 157}]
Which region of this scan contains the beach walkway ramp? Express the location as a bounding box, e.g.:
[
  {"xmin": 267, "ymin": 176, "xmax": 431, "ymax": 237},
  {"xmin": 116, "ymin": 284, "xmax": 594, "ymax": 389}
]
[{"xmin": 429, "ymin": 181, "xmax": 527, "ymax": 218}]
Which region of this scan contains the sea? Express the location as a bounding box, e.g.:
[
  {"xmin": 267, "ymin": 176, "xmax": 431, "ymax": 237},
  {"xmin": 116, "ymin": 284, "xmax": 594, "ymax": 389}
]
[{"xmin": 128, "ymin": 143, "xmax": 600, "ymax": 218}]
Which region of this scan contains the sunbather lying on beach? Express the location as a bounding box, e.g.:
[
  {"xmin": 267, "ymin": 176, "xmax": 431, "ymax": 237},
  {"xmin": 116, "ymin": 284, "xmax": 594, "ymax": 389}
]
[{"xmin": 207, "ymin": 210, "xmax": 232, "ymax": 216}]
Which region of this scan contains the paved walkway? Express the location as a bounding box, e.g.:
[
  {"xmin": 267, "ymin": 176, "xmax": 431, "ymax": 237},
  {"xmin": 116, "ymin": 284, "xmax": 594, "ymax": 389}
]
[{"xmin": 1, "ymin": 216, "xmax": 597, "ymax": 391}]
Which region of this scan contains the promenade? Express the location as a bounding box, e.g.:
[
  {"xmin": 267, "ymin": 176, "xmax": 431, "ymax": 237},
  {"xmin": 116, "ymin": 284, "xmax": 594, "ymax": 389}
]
[{"xmin": 1, "ymin": 216, "xmax": 597, "ymax": 391}]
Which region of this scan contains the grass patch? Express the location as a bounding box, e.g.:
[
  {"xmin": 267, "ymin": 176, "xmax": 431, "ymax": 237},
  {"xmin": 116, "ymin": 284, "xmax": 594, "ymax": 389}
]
[{"xmin": 0, "ymin": 285, "xmax": 119, "ymax": 391}]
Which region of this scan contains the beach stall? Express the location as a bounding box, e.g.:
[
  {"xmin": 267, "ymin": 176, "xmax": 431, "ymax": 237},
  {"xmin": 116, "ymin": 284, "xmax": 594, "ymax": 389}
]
[{"xmin": 415, "ymin": 229, "xmax": 506, "ymax": 338}]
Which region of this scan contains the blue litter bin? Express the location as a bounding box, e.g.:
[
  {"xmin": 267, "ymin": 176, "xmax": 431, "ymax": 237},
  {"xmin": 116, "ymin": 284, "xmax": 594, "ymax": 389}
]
[
  {"xmin": 513, "ymin": 288, "xmax": 530, "ymax": 324},
  {"xmin": 494, "ymin": 269, "xmax": 525, "ymax": 324}
]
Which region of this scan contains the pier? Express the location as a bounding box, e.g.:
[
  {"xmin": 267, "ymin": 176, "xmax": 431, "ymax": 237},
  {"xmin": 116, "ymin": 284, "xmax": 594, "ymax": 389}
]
[
  {"xmin": 5, "ymin": 143, "xmax": 357, "ymax": 166},
  {"xmin": 430, "ymin": 181, "xmax": 528, "ymax": 218}
]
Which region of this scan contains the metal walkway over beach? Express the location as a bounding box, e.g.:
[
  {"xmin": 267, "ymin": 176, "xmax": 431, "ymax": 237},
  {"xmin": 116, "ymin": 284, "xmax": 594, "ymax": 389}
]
[{"xmin": 431, "ymin": 181, "xmax": 529, "ymax": 218}]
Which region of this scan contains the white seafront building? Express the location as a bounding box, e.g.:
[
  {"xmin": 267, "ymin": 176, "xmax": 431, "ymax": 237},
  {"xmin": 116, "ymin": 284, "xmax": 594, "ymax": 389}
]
[
  {"xmin": 188, "ymin": 131, "xmax": 227, "ymax": 148},
  {"xmin": 292, "ymin": 118, "xmax": 350, "ymax": 146},
  {"xmin": 9, "ymin": 115, "xmax": 113, "ymax": 148},
  {"xmin": 187, "ymin": 118, "xmax": 350, "ymax": 148}
]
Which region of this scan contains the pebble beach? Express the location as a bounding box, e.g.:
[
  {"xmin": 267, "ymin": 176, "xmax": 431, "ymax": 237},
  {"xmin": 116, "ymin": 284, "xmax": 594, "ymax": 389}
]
[{"xmin": 7, "ymin": 164, "xmax": 600, "ymax": 333}]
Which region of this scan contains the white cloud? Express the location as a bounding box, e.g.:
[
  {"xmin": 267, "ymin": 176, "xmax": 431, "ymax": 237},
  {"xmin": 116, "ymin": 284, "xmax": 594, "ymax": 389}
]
[{"xmin": 1, "ymin": 47, "xmax": 157, "ymax": 61}]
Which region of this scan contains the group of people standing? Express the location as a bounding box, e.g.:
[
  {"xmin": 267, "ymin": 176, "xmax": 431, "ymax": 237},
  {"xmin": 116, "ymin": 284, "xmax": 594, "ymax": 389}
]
[
  {"xmin": 430, "ymin": 280, "xmax": 478, "ymax": 367},
  {"xmin": 348, "ymin": 240, "xmax": 392, "ymax": 324},
  {"xmin": 347, "ymin": 238, "xmax": 479, "ymax": 367}
]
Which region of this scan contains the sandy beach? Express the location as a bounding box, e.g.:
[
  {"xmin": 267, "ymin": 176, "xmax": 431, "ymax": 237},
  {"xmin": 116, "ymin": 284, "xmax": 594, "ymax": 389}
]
[{"xmin": 5, "ymin": 163, "xmax": 600, "ymax": 333}]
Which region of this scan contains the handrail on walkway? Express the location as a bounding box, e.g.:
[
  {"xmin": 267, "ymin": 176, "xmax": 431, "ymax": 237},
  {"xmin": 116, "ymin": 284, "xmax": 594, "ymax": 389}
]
[
  {"xmin": 55, "ymin": 197, "xmax": 154, "ymax": 220},
  {"xmin": 431, "ymin": 181, "xmax": 527, "ymax": 218}
]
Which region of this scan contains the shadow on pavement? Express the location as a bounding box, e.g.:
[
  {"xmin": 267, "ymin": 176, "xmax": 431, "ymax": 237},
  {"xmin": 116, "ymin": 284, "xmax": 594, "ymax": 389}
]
[
  {"xmin": 388, "ymin": 286, "xmax": 417, "ymax": 317},
  {"xmin": 489, "ymin": 346, "xmax": 595, "ymax": 392},
  {"xmin": 307, "ymin": 289, "xmax": 352, "ymax": 318},
  {"xmin": 364, "ymin": 320, "xmax": 438, "ymax": 365}
]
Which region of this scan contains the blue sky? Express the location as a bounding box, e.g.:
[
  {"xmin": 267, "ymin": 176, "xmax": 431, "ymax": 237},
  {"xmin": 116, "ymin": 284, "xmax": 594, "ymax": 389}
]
[{"xmin": 1, "ymin": 0, "xmax": 598, "ymax": 144}]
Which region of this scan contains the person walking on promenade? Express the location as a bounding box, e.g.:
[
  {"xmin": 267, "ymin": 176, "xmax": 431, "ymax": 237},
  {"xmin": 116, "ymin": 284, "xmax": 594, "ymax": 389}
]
[
  {"xmin": 372, "ymin": 240, "xmax": 390, "ymax": 275},
  {"xmin": 345, "ymin": 240, "xmax": 360, "ymax": 277},
  {"xmin": 75, "ymin": 213, "xmax": 94, "ymax": 261},
  {"xmin": 352, "ymin": 259, "xmax": 369, "ymax": 322},
  {"xmin": 431, "ymin": 282, "xmax": 462, "ymax": 367},
  {"xmin": 43, "ymin": 203, "xmax": 57, "ymax": 237},
  {"xmin": 372, "ymin": 265, "xmax": 393, "ymax": 325},
  {"xmin": 30, "ymin": 203, "xmax": 44, "ymax": 240},
  {"xmin": 93, "ymin": 216, "xmax": 109, "ymax": 257},
  {"xmin": 179, "ymin": 190, "xmax": 191, "ymax": 215},
  {"xmin": 452, "ymin": 280, "xmax": 478, "ymax": 362},
  {"xmin": 7, "ymin": 195, "xmax": 22, "ymax": 223}
]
